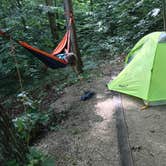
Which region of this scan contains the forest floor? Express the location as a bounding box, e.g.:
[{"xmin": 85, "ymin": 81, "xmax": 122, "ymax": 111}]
[{"xmin": 35, "ymin": 57, "xmax": 166, "ymax": 166}]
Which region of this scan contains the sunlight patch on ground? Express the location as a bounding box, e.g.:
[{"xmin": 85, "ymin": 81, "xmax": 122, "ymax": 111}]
[
  {"xmin": 96, "ymin": 94, "xmax": 105, "ymax": 99},
  {"xmin": 89, "ymin": 98, "xmax": 115, "ymax": 138},
  {"xmin": 95, "ymin": 99, "xmax": 115, "ymax": 120}
]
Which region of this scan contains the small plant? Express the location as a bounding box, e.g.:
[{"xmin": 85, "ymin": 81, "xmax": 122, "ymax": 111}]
[
  {"xmin": 26, "ymin": 148, "xmax": 55, "ymax": 166},
  {"xmin": 13, "ymin": 110, "xmax": 51, "ymax": 144},
  {"xmin": 17, "ymin": 91, "xmax": 41, "ymax": 110},
  {"xmin": 13, "ymin": 91, "xmax": 53, "ymax": 144}
]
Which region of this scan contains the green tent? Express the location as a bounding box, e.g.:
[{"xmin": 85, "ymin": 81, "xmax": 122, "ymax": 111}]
[{"xmin": 108, "ymin": 32, "xmax": 166, "ymax": 104}]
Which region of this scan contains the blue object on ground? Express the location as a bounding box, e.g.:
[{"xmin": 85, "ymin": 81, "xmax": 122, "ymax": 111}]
[{"xmin": 80, "ymin": 91, "xmax": 95, "ymax": 101}]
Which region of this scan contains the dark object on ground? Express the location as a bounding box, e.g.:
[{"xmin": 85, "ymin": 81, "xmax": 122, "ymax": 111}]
[
  {"xmin": 80, "ymin": 91, "xmax": 95, "ymax": 101},
  {"xmin": 131, "ymin": 145, "xmax": 142, "ymax": 152}
]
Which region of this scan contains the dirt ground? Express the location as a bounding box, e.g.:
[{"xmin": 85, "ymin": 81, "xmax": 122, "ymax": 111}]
[
  {"xmin": 122, "ymin": 95, "xmax": 166, "ymax": 166},
  {"xmin": 35, "ymin": 58, "xmax": 166, "ymax": 166}
]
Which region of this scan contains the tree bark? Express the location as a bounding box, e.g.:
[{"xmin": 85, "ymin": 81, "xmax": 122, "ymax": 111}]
[
  {"xmin": 64, "ymin": 0, "xmax": 83, "ymax": 73},
  {"xmin": 45, "ymin": 0, "xmax": 58, "ymax": 41},
  {"xmin": 162, "ymin": 0, "xmax": 166, "ymax": 31}
]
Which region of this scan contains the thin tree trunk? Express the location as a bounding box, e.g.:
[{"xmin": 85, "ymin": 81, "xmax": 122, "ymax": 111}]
[
  {"xmin": 54, "ymin": 0, "xmax": 60, "ymax": 38},
  {"xmin": 45, "ymin": 0, "xmax": 58, "ymax": 41},
  {"xmin": 64, "ymin": 0, "xmax": 83, "ymax": 73},
  {"xmin": 162, "ymin": 0, "xmax": 166, "ymax": 31}
]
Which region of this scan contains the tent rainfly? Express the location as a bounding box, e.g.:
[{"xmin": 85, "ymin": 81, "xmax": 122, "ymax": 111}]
[{"xmin": 108, "ymin": 32, "xmax": 166, "ymax": 105}]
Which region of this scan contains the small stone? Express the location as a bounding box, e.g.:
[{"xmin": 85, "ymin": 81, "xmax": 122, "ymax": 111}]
[{"xmin": 149, "ymin": 129, "xmax": 155, "ymax": 133}]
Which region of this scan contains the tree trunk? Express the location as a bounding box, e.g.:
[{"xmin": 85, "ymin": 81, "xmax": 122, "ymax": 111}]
[
  {"xmin": 64, "ymin": 0, "xmax": 83, "ymax": 73},
  {"xmin": 45, "ymin": 0, "xmax": 58, "ymax": 41},
  {"xmin": 162, "ymin": 0, "xmax": 166, "ymax": 31}
]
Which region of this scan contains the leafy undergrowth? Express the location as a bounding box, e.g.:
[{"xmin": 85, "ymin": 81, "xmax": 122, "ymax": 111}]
[
  {"xmin": 6, "ymin": 147, "xmax": 55, "ymax": 166},
  {"xmin": 13, "ymin": 106, "xmax": 69, "ymax": 145},
  {"xmin": 0, "ymin": 56, "xmax": 107, "ymax": 165},
  {"xmin": 0, "ymin": 57, "xmax": 98, "ymax": 107}
]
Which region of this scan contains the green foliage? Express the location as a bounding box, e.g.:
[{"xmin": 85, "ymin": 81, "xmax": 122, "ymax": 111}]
[
  {"xmin": 5, "ymin": 160, "xmax": 20, "ymax": 166},
  {"xmin": 0, "ymin": 92, "xmax": 55, "ymax": 166},
  {"xmin": 74, "ymin": 0, "xmax": 163, "ymax": 56},
  {"xmin": 17, "ymin": 91, "xmax": 41, "ymax": 109},
  {"xmin": 13, "ymin": 108, "xmax": 52, "ymax": 144},
  {"xmin": 6, "ymin": 148, "xmax": 55, "ymax": 166},
  {"xmin": 26, "ymin": 148, "xmax": 55, "ymax": 166},
  {"xmin": 0, "ymin": 0, "xmax": 66, "ymax": 87}
]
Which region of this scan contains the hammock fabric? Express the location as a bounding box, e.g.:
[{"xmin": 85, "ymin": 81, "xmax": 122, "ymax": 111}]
[
  {"xmin": 18, "ymin": 29, "xmax": 71, "ymax": 69},
  {"xmin": 0, "ymin": 18, "xmax": 72, "ymax": 69}
]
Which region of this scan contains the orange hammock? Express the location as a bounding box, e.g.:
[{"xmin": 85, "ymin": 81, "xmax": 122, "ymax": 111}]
[{"xmin": 0, "ymin": 18, "xmax": 72, "ymax": 69}]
